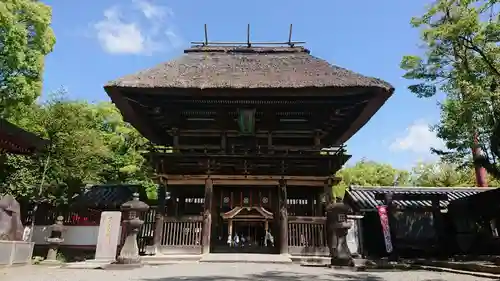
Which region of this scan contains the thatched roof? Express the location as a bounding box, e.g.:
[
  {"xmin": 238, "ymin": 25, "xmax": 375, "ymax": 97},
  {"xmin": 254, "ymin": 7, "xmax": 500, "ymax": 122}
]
[{"xmin": 105, "ymin": 46, "xmax": 393, "ymax": 91}]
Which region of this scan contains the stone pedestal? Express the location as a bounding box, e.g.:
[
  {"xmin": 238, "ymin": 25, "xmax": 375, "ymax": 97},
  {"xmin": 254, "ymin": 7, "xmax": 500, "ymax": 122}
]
[
  {"xmin": 116, "ymin": 193, "xmax": 149, "ymax": 266},
  {"xmin": 0, "ymin": 194, "xmax": 34, "ymax": 267},
  {"xmin": 0, "ymin": 240, "xmax": 34, "ymax": 266}
]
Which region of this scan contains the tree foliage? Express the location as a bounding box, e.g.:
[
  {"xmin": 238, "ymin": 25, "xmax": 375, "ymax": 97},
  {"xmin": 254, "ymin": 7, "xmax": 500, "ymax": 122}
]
[
  {"xmin": 0, "ymin": 0, "xmax": 56, "ymax": 117},
  {"xmin": 401, "ymin": 0, "xmax": 500, "ymax": 166},
  {"xmin": 334, "ymin": 161, "xmax": 410, "ymax": 198},
  {"xmin": 1, "ymin": 93, "xmax": 156, "ymax": 205},
  {"xmin": 333, "ymin": 160, "xmax": 498, "ymax": 198},
  {"xmin": 336, "ymin": 160, "xmax": 410, "ymax": 188}
]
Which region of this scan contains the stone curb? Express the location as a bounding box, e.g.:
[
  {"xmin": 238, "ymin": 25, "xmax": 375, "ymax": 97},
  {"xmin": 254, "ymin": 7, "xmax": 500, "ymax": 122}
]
[
  {"xmin": 416, "ymin": 265, "xmax": 500, "ymax": 279},
  {"xmin": 413, "ymin": 259, "xmax": 500, "ymax": 275},
  {"xmin": 303, "ymin": 261, "xmax": 500, "ymax": 278},
  {"xmin": 364, "ymin": 262, "xmax": 500, "ymax": 278}
]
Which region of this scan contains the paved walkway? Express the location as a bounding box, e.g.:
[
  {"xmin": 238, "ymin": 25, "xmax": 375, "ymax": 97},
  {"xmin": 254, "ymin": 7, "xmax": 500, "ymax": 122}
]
[
  {"xmin": 0, "ymin": 263, "xmax": 496, "ymax": 281},
  {"xmin": 199, "ymin": 253, "xmax": 292, "ymax": 263}
]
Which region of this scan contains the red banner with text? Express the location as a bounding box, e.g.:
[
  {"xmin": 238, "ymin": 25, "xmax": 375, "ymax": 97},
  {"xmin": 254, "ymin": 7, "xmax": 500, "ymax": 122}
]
[{"xmin": 377, "ymin": 205, "xmax": 393, "ymax": 253}]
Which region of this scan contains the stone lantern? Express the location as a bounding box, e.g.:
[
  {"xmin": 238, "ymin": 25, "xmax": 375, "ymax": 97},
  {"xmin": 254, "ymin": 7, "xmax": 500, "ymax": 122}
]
[
  {"xmin": 325, "ymin": 197, "xmax": 354, "ymax": 267},
  {"xmin": 116, "ymin": 193, "xmax": 149, "ymax": 265},
  {"xmin": 41, "ymin": 215, "xmax": 66, "ymax": 265}
]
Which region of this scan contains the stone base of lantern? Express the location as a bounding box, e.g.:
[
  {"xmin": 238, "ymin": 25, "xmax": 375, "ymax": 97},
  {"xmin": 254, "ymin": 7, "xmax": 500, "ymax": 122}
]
[{"xmin": 116, "ymin": 256, "xmax": 142, "ymax": 265}]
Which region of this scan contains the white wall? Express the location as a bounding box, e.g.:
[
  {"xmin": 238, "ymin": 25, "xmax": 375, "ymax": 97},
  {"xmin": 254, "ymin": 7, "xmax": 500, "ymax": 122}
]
[{"xmin": 30, "ymin": 226, "xmax": 121, "ymax": 246}]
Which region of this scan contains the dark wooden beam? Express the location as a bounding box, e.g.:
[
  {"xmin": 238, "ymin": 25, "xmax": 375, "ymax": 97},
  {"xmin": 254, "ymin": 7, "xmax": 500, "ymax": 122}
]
[
  {"xmin": 124, "ymin": 92, "xmax": 371, "ymax": 107},
  {"xmin": 152, "ymin": 151, "xmax": 349, "ymax": 160}
]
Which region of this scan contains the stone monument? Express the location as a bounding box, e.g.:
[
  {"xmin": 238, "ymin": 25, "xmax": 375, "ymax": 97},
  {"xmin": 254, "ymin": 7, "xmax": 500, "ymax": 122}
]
[
  {"xmin": 40, "ymin": 215, "xmax": 66, "ymax": 265},
  {"xmin": 326, "ymin": 197, "xmax": 354, "ymax": 267},
  {"xmin": 0, "ymin": 194, "xmax": 24, "ymax": 240},
  {"xmin": 64, "ymin": 211, "xmax": 123, "ymax": 269},
  {"xmin": 95, "ymin": 211, "xmax": 122, "ymax": 262},
  {"xmin": 116, "ymin": 193, "xmax": 149, "ymax": 266},
  {"xmin": 0, "ymin": 194, "xmax": 34, "ymax": 266},
  {"xmin": 94, "ymin": 211, "xmax": 122, "ymax": 262}
]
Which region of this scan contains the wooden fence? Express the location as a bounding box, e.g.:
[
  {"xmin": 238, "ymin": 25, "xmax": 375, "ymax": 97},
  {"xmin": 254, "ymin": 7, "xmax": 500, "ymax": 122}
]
[
  {"xmin": 288, "ymin": 216, "xmax": 329, "ymax": 256},
  {"xmin": 134, "ymin": 208, "xmax": 203, "ymax": 255},
  {"xmin": 160, "ymin": 216, "xmax": 203, "ymax": 255}
]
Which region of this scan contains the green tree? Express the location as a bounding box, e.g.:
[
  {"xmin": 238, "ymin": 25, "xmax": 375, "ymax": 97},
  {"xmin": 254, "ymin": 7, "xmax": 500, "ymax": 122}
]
[
  {"xmin": 411, "ymin": 162, "xmax": 475, "ymax": 186},
  {"xmin": 1, "ymin": 93, "xmax": 155, "ymax": 205},
  {"xmin": 334, "ymin": 160, "xmax": 410, "ymax": 198},
  {"xmin": 401, "ymin": 0, "xmax": 500, "ymax": 166},
  {"xmin": 91, "ymin": 102, "xmax": 157, "ymax": 198},
  {"xmin": 0, "ymin": 0, "xmax": 56, "ymax": 116}
]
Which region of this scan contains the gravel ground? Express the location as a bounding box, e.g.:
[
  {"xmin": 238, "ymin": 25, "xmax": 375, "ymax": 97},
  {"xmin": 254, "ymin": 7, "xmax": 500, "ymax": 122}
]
[{"xmin": 0, "ymin": 263, "xmax": 496, "ymax": 281}]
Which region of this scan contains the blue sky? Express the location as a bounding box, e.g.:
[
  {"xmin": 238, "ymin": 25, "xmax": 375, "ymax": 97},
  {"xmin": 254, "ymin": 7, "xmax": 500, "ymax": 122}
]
[{"xmin": 41, "ymin": 0, "xmax": 445, "ymax": 169}]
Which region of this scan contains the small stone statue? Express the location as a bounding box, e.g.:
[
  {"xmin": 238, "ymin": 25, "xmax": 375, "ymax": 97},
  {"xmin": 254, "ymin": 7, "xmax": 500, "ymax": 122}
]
[
  {"xmin": 0, "ymin": 194, "xmax": 24, "ymax": 241},
  {"xmin": 116, "ymin": 193, "xmax": 149, "ymax": 265},
  {"xmin": 43, "ymin": 216, "xmax": 66, "ymax": 263},
  {"xmin": 326, "ymin": 197, "xmax": 354, "ymax": 267}
]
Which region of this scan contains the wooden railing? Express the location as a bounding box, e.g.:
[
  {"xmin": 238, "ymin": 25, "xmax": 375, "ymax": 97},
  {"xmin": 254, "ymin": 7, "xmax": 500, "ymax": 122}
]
[
  {"xmin": 160, "ymin": 216, "xmax": 203, "ymax": 254},
  {"xmin": 288, "ymin": 216, "xmax": 328, "ymax": 256}
]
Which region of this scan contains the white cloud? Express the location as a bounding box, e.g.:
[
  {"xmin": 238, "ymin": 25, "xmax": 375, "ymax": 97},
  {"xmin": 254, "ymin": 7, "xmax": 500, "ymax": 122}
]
[
  {"xmin": 133, "ymin": 0, "xmax": 172, "ymax": 20},
  {"xmin": 389, "ymin": 120, "xmax": 445, "ymax": 155},
  {"xmin": 93, "ymin": 0, "xmax": 182, "ymax": 55}
]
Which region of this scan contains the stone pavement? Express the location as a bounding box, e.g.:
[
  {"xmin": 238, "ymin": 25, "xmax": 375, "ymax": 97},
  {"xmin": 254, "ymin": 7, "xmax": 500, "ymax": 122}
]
[
  {"xmin": 413, "ymin": 258, "xmax": 500, "ymax": 274},
  {"xmin": 0, "ymin": 262, "xmax": 497, "ymax": 281},
  {"xmin": 199, "ymin": 253, "xmax": 292, "ymax": 263}
]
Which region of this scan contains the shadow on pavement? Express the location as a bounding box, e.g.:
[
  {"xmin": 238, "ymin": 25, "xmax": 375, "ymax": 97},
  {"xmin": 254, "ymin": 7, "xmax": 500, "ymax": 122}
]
[{"xmin": 142, "ymin": 270, "xmax": 387, "ymax": 281}]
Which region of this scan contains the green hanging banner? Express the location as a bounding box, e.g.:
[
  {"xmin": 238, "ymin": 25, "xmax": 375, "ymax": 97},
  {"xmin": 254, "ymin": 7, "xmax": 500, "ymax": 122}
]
[{"xmin": 237, "ymin": 108, "xmax": 256, "ymax": 135}]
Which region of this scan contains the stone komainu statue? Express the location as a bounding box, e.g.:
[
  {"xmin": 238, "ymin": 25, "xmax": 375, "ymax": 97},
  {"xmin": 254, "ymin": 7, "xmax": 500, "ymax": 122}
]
[
  {"xmin": 0, "ymin": 194, "xmax": 24, "ymax": 241},
  {"xmin": 325, "ymin": 197, "xmax": 354, "ymax": 267}
]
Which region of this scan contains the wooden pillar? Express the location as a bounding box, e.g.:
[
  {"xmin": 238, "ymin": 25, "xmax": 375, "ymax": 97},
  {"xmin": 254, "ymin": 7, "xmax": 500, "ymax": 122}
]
[
  {"xmin": 278, "ymin": 179, "xmax": 288, "ymax": 255},
  {"xmin": 202, "ymin": 178, "xmax": 213, "ymax": 254},
  {"xmin": 324, "ymin": 178, "xmax": 333, "ymax": 205},
  {"xmin": 432, "ymin": 199, "xmax": 444, "ymax": 256},
  {"xmin": 315, "ymin": 192, "xmax": 324, "ymax": 216},
  {"xmin": 152, "ymin": 181, "xmax": 166, "ymax": 255}
]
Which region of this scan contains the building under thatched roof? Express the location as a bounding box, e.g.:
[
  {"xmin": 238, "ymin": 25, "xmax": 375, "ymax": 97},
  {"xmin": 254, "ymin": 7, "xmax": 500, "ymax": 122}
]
[
  {"xmin": 0, "ymin": 118, "xmax": 48, "ymax": 154},
  {"xmin": 104, "ymin": 45, "xmax": 394, "ymax": 145}
]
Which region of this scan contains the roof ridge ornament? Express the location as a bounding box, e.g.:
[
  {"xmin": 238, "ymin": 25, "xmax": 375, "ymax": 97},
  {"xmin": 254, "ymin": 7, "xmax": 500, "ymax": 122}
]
[{"xmin": 190, "ymin": 24, "xmax": 306, "ymax": 48}]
